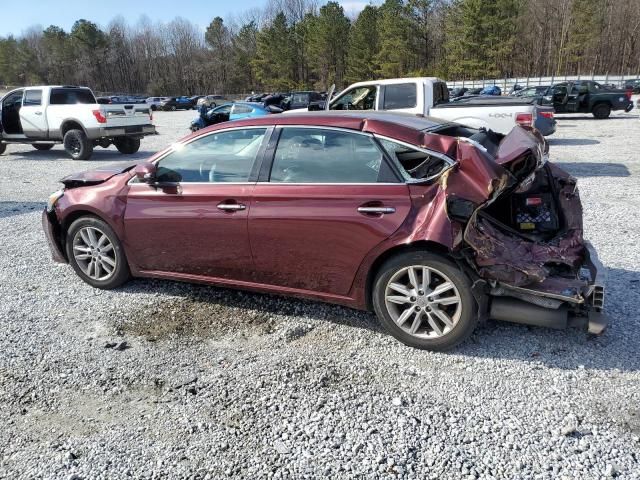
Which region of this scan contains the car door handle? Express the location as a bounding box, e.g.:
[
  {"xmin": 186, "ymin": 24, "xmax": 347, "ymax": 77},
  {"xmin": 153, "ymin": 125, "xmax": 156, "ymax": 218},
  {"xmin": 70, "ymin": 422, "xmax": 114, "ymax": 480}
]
[
  {"xmin": 34, "ymin": 111, "xmax": 43, "ymax": 115},
  {"xmin": 217, "ymin": 202, "xmax": 246, "ymax": 211},
  {"xmin": 357, "ymin": 206, "xmax": 396, "ymax": 214}
]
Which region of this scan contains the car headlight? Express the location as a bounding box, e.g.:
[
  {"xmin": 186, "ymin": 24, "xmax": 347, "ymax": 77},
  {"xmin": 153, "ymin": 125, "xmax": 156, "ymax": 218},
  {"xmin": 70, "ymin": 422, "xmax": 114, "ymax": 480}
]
[{"xmin": 47, "ymin": 190, "xmax": 64, "ymax": 212}]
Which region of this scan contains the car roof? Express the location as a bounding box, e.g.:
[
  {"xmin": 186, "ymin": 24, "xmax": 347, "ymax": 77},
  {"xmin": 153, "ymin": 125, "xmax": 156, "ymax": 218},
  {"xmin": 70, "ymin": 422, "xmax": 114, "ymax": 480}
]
[{"xmin": 198, "ymin": 111, "xmax": 454, "ymax": 146}]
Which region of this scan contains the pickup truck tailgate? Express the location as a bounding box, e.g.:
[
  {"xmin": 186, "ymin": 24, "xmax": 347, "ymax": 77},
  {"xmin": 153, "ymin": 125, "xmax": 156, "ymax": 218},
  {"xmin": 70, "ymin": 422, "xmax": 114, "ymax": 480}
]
[{"xmin": 102, "ymin": 105, "xmax": 152, "ymax": 129}]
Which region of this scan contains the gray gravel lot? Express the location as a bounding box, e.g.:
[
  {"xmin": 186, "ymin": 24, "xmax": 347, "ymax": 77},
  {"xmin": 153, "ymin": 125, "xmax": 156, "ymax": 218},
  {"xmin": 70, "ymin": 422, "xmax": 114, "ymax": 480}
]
[{"xmin": 1, "ymin": 108, "xmax": 640, "ymax": 479}]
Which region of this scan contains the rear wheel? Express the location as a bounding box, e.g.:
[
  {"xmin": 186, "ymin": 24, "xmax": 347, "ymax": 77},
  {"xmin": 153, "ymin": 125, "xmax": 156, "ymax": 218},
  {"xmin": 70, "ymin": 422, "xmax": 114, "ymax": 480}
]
[
  {"xmin": 0, "ymin": 143, "xmax": 6, "ymax": 155},
  {"xmin": 592, "ymin": 103, "xmax": 611, "ymax": 119},
  {"xmin": 63, "ymin": 129, "xmax": 93, "ymax": 160},
  {"xmin": 372, "ymin": 251, "xmax": 477, "ymax": 351},
  {"xmin": 33, "ymin": 144, "xmax": 54, "ymax": 151},
  {"xmin": 114, "ymin": 137, "xmax": 141, "ymax": 154},
  {"xmin": 66, "ymin": 216, "xmax": 130, "ymax": 289}
]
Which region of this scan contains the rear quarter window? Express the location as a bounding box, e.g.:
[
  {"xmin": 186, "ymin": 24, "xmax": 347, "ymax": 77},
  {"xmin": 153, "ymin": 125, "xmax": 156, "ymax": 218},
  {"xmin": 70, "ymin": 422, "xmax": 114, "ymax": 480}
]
[
  {"xmin": 383, "ymin": 83, "xmax": 417, "ymax": 109},
  {"xmin": 50, "ymin": 88, "xmax": 96, "ymax": 105}
]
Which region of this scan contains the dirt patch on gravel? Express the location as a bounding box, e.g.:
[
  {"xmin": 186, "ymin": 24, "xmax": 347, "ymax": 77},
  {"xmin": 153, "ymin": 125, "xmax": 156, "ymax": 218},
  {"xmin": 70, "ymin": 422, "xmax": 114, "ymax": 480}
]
[{"xmin": 117, "ymin": 294, "xmax": 279, "ymax": 341}]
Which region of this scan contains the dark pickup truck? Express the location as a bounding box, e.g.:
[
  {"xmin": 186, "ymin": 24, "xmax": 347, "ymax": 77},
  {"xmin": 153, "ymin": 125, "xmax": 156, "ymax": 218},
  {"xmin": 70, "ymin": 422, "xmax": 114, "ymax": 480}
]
[{"xmin": 544, "ymin": 81, "xmax": 633, "ymax": 118}]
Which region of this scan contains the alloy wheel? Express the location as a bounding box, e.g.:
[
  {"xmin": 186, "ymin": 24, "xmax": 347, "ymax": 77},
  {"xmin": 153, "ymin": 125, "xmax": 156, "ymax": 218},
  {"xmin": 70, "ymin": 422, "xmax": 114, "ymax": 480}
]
[
  {"xmin": 72, "ymin": 227, "xmax": 117, "ymax": 281},
  {"xmin": 384, "ymin": 265, "xmax": 462, "ymax": 339}
]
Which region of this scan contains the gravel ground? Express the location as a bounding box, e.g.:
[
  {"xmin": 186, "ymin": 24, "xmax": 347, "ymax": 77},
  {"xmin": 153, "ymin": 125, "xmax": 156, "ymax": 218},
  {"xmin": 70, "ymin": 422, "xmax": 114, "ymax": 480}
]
[{"xmin": 1, "ymin": 108, "xmax": 640, "ymax": 480}]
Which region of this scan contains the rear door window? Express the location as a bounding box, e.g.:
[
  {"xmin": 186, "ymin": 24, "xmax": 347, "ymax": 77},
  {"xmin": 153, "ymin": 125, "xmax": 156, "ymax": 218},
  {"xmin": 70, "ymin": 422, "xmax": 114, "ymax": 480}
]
[
  {"xmin": 23, "ymin": 89, "xmax": 42, "ymax": 106},
  {"xmin": 50, "ymin": 88, "xmax": 96, "ymax": 105},
  {"xmin": 382, "ymin": 83, "xmax": 417, "ymax": 109},
  {"xmin": 270, "ymin": 127, "xmax": 395, "ymax": 184}
]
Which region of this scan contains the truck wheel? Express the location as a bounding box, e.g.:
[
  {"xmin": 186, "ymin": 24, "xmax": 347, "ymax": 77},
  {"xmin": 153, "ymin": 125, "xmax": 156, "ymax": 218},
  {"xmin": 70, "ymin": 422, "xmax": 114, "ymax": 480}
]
[
  {"xmin": 63, "ymin": 129, "xmax": 93, "ymax": 160},
  {"xmin": 33, "ymin": 144, "xmax": 54, "ymax": 151},
  {"xmin": 114, "ymin": 137, "xmax": 141, "ymax": 155},
  {"xmin": 372, "ymin": 251, "xmax": 477, "ymax": 351},
  {"xmin": 0, "ymin": 143, "xmax": 6, "ymax": 155},
  {"xmin": 592, "ymin": 103, "xmax": 611, "ymax": 119}
]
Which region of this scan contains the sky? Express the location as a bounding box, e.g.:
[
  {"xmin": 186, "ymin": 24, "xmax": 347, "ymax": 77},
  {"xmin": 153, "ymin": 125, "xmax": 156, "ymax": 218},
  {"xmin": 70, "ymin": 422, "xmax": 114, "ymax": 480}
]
[{"xmin": 1, "ymin": 0, "xmax": 372, "ymax": 36}]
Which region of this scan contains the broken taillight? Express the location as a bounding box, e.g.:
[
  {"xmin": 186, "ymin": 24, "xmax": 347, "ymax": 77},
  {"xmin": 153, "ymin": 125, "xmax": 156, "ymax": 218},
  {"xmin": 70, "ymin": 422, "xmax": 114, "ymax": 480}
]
[
  {"xmin": 92, "ymin": 110, "xmax": 107, "ymax": 124},
  {"xmin": 516, "ymin": 112, "xmax": 533, "ymax": 127},
  {"xmin": 539, "ymin": 111, "xmax": 554, "ymax": 119}
]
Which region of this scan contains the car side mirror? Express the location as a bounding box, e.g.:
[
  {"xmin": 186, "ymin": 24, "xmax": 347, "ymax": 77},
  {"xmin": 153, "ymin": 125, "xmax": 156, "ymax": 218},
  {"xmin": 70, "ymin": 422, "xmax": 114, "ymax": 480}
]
[{"xmin": 134, "ymin": 162, "xmax": 157, "ymax": 183}]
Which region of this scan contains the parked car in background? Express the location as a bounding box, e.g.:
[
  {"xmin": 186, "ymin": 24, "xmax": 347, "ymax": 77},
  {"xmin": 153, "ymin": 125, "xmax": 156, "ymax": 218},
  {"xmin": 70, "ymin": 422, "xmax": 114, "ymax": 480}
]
[
  {"xmin": 43, "ymin": 111, "xmax": 605, "ymax": 351},
  {"xmin": 190, "ymin": 102, "xmax": 282, "ymax": 132},
  {"xmin": 479, "ymin": 85, "xmax": 502, "ymax": 96},
  {"xmin": 160, "ymin": 96, "xmax": 195, "ymax": 111},
  {"xmin": 0, "ymin": 85, "xmax": 155, "ymax": 160},
  {"xmin": 98, "ymin": 95, "xmax": 146, "ymax": 104},
  {"xmin": 321, "ymin": 77, "xmax": 545, "ymax": 135},
  {"xmin": 145, "ymin": 97, "xmax": 169, "ymax": 111},
  {"xmin": 544, "ymin": 81, "xmax": 634, "ymax": 118},
  {"xmin": 624, "ymin": 78, "xmax": 640, "ymax": 93},
  {"xmin": 467, "ymin": 87, "xmax": 483, "ymax": 95},
  {"xmin": 284, "ymin": 91, "xmax": 324, "ymax": 110},
  {"xmin": 511, "ymin": 85, "xmax": 550, "ymax": 99},
  {"xmin": 197, "ymin": 95, "xmax": 224, "ymax": 108},
  {"xmin": 450, "ymin": 87, "xmax": 468, "ymax": 98}
]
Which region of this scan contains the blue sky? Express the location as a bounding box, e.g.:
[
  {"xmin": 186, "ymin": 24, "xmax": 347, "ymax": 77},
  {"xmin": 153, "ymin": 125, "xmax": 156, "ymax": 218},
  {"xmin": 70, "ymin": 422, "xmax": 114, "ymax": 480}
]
[{"xmin": 2, "ymin": 0, "xmax": 372, "ymax": 36}]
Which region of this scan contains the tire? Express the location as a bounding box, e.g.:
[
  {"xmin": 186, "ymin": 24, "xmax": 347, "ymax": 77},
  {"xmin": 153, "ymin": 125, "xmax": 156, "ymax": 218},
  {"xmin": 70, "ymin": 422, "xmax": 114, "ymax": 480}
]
[
  {"xmin": 170, "ymin": 106, "xmax": 176, "ymax": 111},
  {"xmin": 65, "ymin": 216, "xmax": 130, "ymax": 289},
  {"xmin": 113, "ymin": 137, "xmax": 141, "ymax": 155},
  {"xmin": 592, "ymin": 103, "xmax": 611, "ymax": 119},
  {"xmin": 63, "ymin": 129, "xmax": 93, "ymax": 160},
  {"xmin": 33, "ymin": 144, "xmax": 54, "ymax": 151},
  {"xmin": 372, "ymin": 251, "xmax": 477, "ymax": 351},
  {"xmin": 0, "ymin": 143, "xmax": 6, "ymax": 155}
]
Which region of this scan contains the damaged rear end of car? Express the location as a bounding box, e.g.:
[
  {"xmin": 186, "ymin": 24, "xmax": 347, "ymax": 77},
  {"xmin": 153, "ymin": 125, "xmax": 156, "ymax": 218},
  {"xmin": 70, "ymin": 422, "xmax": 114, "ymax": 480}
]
[{"xmin": 398, "ymin": 123, "xmax": 606, "ymax": 335}]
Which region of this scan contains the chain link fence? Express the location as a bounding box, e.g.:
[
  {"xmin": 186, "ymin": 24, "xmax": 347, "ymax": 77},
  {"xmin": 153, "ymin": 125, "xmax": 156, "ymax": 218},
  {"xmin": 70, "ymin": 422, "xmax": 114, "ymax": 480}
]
[{"xmin": 447, "ymin": 74, "xmax": 640, "ymax": 91}]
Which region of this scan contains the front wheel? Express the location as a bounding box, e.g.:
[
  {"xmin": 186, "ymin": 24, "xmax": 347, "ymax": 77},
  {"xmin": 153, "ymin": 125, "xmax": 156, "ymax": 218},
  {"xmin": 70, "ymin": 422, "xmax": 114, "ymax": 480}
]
[
  {"xmin": 113, "ymin": 137, "xmax": 141, "ymax": 154},
  {"xmin": 592, "ymin": 103, "xmax": 611, "ymax": 119},
  {"xmin": 65, "ymin": 216, "xmax": 130, "ymax": 289},
  {"xmin": 372, "ymin": 251, "xmax": 477, "ymax": 351},
  {"xmin": 0, "ymin": 143, "xmax": 6, "ymax": 155},
  {"xmin": 63, "ymin": 129, "xmax": 93, "ymax": 160}
]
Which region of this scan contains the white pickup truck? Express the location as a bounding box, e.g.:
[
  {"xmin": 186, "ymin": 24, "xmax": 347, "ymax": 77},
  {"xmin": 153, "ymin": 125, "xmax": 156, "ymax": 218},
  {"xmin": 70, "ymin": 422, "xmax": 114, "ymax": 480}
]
[
  {"xmin": 0, "ymin": 85, "xmax": 156, "ymax": 160},
  {"xmin": 323, "ymin": 77, "xmax": 555, "ymax": 136}
]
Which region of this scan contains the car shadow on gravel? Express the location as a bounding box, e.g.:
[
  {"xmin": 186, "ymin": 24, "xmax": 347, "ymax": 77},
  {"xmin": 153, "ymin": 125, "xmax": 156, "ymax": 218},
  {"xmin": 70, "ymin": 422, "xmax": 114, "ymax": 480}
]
[
  {"xmin": 1, "ymin": 149, "xmax": 154, "ymax": 162},
  {"xmin": 555, "ymin": 115, "xmax": 636, "ymax": 121},
  {"xmin": 0, "ymin": 201, "xmax": 45, "ymax": 219},
  {"xmin": 458, "ymin": 266, "xmax": 640, "ymax": 373},
  {"xmin": 554, "ymin": 162, "xmax": 630, "ymax": 177},
  {"xmin": 112, "ymin": 265, "xmax": 640, "ymax": 373},
  {"xmin": 548, "ymin": 138, "xmax": 600, "ymax": 146},
  {"xmin": 115, "ymin": 279, "xmax": 381, "ymax": 342}
]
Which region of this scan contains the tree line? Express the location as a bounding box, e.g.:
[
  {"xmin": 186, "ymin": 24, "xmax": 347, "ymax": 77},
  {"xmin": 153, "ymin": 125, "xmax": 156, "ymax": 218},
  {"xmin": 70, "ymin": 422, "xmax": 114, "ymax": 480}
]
[{"xmin": 1, "ymin": 0, "xmax": 639, "ymax": 96}]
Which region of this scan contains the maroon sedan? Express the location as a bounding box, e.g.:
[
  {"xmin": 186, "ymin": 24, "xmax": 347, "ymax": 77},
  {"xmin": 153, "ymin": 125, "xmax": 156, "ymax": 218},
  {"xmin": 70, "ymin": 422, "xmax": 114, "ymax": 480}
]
[{"xmin": 43, "ymin": 112, "xmax": 606, "ymax": 350}]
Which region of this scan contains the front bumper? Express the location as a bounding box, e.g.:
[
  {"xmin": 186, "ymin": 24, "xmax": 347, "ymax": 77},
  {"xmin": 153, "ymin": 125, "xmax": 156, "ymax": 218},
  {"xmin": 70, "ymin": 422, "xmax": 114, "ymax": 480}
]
[{"xmin": 42, "ymin": 209, "xmax": 67, "ymax": 264}]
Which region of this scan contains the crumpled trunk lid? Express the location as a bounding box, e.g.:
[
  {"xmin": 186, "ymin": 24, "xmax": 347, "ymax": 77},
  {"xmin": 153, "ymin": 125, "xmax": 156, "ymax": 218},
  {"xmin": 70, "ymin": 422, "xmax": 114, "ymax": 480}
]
[{"xmin": 440, "ymin": 126, "xmax": 590, "ymax": 300}]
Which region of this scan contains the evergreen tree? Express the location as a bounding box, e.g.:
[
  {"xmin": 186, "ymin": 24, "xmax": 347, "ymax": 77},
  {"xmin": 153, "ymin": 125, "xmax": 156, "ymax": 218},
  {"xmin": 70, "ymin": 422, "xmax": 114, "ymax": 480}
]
[
  {"xmin": 231, "ymin": 21, "xmax": 259, "ymax": 92},
  {"xmin": 252, "ymin": 12, "xmax": 295, "ymax": 90},
  {"xmin": 306, "ymin": 1, "xmax": 350, "ymax": 90},
  {"xmin": 345, "ymin": 5, "xmax": 379, "ymax": 84},
  {"xmin": 375, "ymin": 0, "xmax": 412, "ymax": 78}
]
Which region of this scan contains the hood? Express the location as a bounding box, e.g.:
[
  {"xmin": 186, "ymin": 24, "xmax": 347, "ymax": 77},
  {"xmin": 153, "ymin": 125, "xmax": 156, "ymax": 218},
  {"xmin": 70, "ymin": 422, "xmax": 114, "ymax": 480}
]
[{"xmin": 60, "ymin": 161, "xmax": 141, "ymax": 188}]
